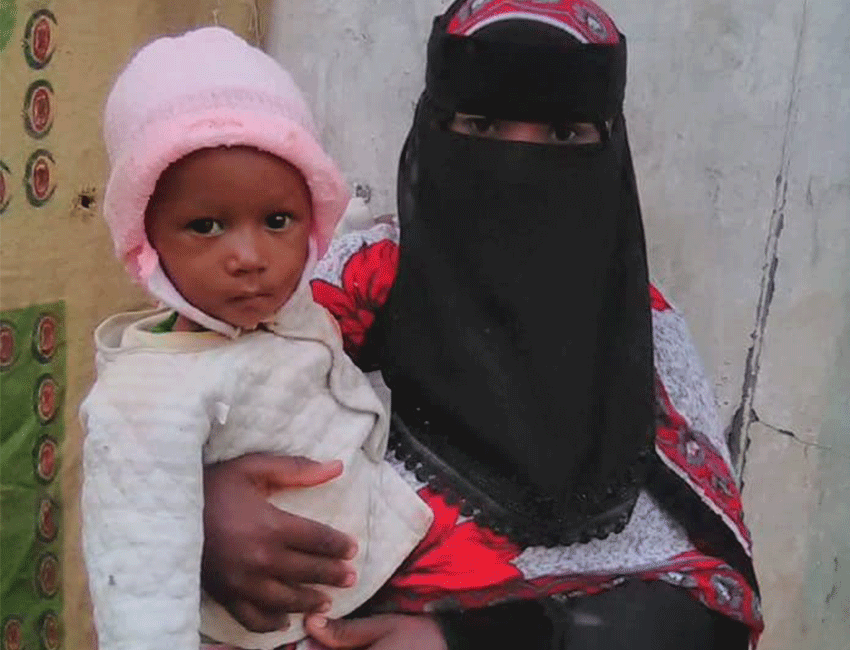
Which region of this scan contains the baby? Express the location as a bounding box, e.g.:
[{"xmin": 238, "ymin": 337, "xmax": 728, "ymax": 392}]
[{"xmin": 80, "ymin": 27, "xmax": 432, "ymax": 650}]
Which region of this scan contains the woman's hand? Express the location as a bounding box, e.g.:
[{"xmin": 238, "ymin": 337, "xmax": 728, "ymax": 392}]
[
  {"xmin": 202, "ymin": 454, "xmax": 359, "ymax": 632},
  {"xmin": 305, "ymin": 613, "xmax": 448, "ymax": 650}
]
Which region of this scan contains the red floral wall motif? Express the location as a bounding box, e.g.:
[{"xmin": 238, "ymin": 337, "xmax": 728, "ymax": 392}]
[
  {"xmin": 23, "ymin": 10, "xmax": 57, "ymax": 70},
  {"xmin": 23, "ymin": 81, "xmax": 55, "ymax": 139}
]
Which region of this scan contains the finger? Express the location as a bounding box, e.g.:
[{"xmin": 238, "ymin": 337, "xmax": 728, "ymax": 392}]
[
  {"xmin": 239, "ymin": 578, "xmax": 333, "ymax": 614},
  {"xmin": 305, "ymin": 615, "xmax": 399, "ymax": 648},
  {"xmin": 261, "ymin": 502, "xmax": 358, "ymax": 560},
  {"xmin": 241, "ymin": 454, "xmax": 344, "ymax": 491},
  {"xmin": 262, "ymin": 545, "xmax": 357, "ymax": 588},
  {"xmin": 227, "ymin": 600, "xmax": 291, "ymax": 634}
]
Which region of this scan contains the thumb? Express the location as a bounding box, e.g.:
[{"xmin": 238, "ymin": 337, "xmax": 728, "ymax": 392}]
[
  {"xmin": 241, "ymin": 454, "xmax": 344, "ymax": 493},
  {"xmin": 305, "ymin": 614, "xmax": 396, "ymax": 648}
]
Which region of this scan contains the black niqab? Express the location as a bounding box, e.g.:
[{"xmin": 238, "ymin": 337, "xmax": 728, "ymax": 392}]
[{"xmin": 373, "ymin": 11, "xmax": 655, "ymax": 547}]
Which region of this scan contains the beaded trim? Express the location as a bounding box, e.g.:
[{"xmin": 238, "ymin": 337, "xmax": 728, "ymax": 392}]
[{"xmin": 388, "ymin": 410, "xmax": 651, "ymax": 547}]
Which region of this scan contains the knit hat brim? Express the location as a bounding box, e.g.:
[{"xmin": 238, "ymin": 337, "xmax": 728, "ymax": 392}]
[{"xmin": 104, "ymin": 103, "xmax": 348, "ymax": 285}]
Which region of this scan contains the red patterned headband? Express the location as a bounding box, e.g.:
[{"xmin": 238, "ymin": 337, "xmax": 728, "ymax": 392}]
[{"xmin": 447, "ymin": 0, "xmax": 619, "ymax": 45}]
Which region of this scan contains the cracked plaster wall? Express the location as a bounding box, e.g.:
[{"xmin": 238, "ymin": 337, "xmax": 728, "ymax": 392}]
[{"xmin": 269, "ymin": 1, "xmax": 849, "ymax": 648}]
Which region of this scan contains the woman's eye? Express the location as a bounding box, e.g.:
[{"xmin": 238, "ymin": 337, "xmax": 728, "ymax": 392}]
[
  {"xmin": 187, "ymin": 219, "xmax": 224, "ymax": 235},
  {"xmin": 453, "ymin": 115, "xmax": 495, "ymax": 135},
  {"xmin": 550, "ymin": 123, "xmax": 578, "ymax": 143},
  {"xmin": 468, "ymin": 117, "xmax": 495, "ymax": 135},
  {"xmin": 551, "ymin": 122, "xmax": 602, "ymax": 145},
  {"xmin": 449, "ymin": 114, "xmax": 499, "ymax": 137},
  {"xmin": 265, "ymin": 212, "xmax": 293, "ymax": 230}
]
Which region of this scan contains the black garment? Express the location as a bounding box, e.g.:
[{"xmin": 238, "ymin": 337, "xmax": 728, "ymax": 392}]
[
  {"xmin": 434, "ymin": 581, "xmax": 750, "ymax": 650},
  {"xmin": 426, "ymin": 12, "xmax": 627, "ymax": 123},
  {"xmin": 373, "ymin": 12, "xmax": 654, "ymax": 547}
]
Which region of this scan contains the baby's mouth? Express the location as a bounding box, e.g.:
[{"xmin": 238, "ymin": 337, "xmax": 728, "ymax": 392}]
[{"xmin": 229, "ymin": 292, "xmax": 273, "ymax": 305}]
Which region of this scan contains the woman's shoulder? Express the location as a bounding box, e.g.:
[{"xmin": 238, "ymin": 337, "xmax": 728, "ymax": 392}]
[
  {"xmin": 313, "ymin": 221, "xmax": 399, "ymax": 287},
  {"xmin": 649, "ymin": 283, "xmax": 731, "ymax": 464},
  {"xmin": 311, "ymin": 222, "xmax": 400, "ymax": 359},
  {"xmin": 649, "ymin": 283, "xmax": 673, "ymax": 313}
]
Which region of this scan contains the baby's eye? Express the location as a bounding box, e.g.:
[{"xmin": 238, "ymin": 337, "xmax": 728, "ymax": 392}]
[
  {"xmin": 187, "ymin": 219, "xmax": 224, "ymax": 236},
  {"xmin": 265, "ymin": 212, "xmax": 294, "ymax": 230}
]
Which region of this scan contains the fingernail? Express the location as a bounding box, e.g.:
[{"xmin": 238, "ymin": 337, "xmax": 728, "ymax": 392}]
[
  {"xmin": 318, "ymin": 601, "xmax": 331, "ymax": 613},
  {"xmin": 314, "ymin": 615, "xmax": 327, "ymax": 628},
  {"xmin": 345, "ymin": 542, "xmax": 358, "ymax": 560},
  {"xmin": 343, "ymin": 571, "xmax": 356, "ymax": 587}
]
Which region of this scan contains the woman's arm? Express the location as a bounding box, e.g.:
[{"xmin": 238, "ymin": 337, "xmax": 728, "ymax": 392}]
[
  {"xmin": 305, "ymin": 613, "xmax": 448, "ymax": 650},
  {"xmin": 300, "ymin": 604, "xmax": 551, "ymax": 650}
]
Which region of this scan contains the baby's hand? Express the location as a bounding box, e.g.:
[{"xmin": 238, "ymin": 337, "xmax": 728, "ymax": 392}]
[{"xmin": 304, "ymin": 613, "xmax": 447, "ymax": 650}]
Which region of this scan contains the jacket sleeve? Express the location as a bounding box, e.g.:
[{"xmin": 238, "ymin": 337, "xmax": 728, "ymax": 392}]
[
  {"xmin": 311, "ymin": 222, "xmax": 399, "ymax": 367},
  {"xmin": 80, "ymin": 360, "xmax": 209, "ymax": 650}
]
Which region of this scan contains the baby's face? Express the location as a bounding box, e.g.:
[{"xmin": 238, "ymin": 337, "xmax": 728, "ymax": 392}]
[{"xmin": 145, "ymin": 146, "xmax": 312, "ymax": 330}]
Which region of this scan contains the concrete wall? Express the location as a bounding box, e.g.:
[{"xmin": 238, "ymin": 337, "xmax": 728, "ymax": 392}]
[{"xmin": 268, "ymin": 1, "xmax": 850, "ymax": 649}]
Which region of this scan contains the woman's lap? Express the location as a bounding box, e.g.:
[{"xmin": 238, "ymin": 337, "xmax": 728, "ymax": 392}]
[
  {"xmin": 436, "ymin": 579, "xmax": 749, "ymax": 650},
  {"xmin": 553, "ymin": 580, "xmax": 749, "ymax": 650},
  {"xmin": 200, "ymin": 580, "xmax": 750, "ymax": 650}
]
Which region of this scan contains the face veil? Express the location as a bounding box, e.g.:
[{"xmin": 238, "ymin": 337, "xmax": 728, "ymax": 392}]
[{"xmin": 374, "ymin": 3, "xmax": 655, "ymax": 547}]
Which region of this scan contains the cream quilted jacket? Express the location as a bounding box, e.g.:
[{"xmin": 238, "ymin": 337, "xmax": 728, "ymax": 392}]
[{"xmin": 80, "ymin": 284, "xmax": 433, "ymax": 650}]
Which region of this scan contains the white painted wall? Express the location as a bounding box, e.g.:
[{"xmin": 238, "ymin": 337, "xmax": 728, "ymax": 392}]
[{"xmin": 267, "ymin": 2, "xmax": 850, "ymax": 648}]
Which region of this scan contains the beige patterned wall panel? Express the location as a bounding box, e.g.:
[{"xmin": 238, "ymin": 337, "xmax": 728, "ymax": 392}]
[{"xmin": 0, "ymin": 2, "xmax": 269, "ymax": 648}]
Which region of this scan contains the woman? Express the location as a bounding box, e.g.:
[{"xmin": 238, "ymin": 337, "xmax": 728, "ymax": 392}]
[{"xmin": 201, "ymin": 2, "xmax": 761, "ymax": 648}]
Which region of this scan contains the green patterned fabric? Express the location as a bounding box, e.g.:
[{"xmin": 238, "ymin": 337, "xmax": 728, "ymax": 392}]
[
  {"xmin": 149, "ymin": 310, "xmax": 178, "ymax": 333},
  {"xmin": 0, "ymin": 0, "xmax": 15, "ymax": 53},
  {"xmin": 1, "ymin": 301, "xmax": 65, "ymax": 650}
]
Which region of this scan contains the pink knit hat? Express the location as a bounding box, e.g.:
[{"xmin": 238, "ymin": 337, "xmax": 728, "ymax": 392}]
[{"xmin": 103, "ymin": 27, "xmax": 349, "ymax": 288}]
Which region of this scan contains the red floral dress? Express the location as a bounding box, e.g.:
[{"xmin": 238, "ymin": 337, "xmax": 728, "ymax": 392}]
[{"xmin": 307, "ymin": 229, "xmax": 763, "ymax": 649}]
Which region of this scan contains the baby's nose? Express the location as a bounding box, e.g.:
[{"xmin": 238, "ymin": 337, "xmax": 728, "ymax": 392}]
[{"xmin": 227, "ymin": 230, "xmax": 267, "ymax": 273}]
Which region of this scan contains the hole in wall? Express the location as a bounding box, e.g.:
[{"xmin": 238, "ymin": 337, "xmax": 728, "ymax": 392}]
[
  {"xmin": 70, "ymin": 186, "xmax": 98, "ymax": 221},
  {"xmin": 76, "ymin": 191, "xmax": 95, "ymax": 210}
]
